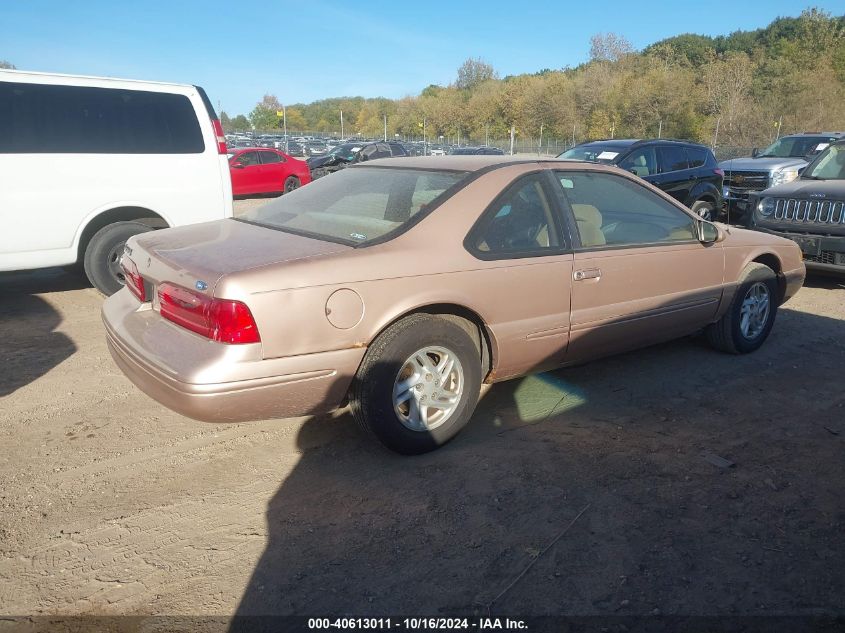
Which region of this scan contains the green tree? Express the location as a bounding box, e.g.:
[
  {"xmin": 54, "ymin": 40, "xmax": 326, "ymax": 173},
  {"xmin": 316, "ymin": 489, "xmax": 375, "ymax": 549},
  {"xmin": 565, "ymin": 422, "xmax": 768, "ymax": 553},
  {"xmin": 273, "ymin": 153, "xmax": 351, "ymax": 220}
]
[
  {"xmin": 249, "ymin": 94, "xmax": 283, "ymax": 131},
  {"xmin": 230, "ymin": 114, "xmax": 250, "ymax": 131}
]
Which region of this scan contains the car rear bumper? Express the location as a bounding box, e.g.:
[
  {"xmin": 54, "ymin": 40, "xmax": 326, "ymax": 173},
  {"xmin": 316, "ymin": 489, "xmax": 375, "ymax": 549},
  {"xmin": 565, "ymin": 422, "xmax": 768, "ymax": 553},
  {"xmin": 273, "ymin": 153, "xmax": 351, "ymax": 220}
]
[{"xmin": 102, "ymin": 290, "xmax": 366, "ymax": 423}]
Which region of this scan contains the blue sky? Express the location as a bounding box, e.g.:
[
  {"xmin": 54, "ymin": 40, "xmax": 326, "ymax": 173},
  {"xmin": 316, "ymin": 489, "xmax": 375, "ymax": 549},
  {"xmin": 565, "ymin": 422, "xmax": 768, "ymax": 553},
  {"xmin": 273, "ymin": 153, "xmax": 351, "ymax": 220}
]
[{"xmin": 2, "ymin": 1, "xmax": 842, "ymax": 116}]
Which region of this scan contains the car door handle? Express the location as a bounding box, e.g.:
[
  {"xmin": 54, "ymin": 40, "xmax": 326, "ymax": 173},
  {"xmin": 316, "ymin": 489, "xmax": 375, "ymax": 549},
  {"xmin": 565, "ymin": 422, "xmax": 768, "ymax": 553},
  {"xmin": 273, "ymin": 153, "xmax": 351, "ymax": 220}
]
[{"xmin": 573, "ymin": 268, "xmax": 601, "ymax": 281}]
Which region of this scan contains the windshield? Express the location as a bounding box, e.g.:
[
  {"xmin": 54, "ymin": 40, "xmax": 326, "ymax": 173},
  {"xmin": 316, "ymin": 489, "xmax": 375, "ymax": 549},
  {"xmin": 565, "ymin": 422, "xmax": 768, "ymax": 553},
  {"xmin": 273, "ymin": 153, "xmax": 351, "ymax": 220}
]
[
  {"xmin": 558, "ymin": 144, "xmax": 627, "ymax": 163},
  {"xmin": 758, "ymin": 136, "xmax": 834, "ymax": 158},
  {"xmin": 327, "ymin": 143, "xmax": 361, "ymax": 161},
  {"xmin": 238, "ymin": 167, "xmax": 468, "ymax": 244},
  {"xmin": 803, "ymin": 144, "xmax": 845, "ymax": 180}
]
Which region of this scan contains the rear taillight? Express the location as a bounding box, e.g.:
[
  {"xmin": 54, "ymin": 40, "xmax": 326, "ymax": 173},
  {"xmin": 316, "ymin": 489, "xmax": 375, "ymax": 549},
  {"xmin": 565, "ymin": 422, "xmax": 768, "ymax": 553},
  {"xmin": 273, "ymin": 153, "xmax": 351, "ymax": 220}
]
[
  {"xmin": 212, "ymin": 119, "xmax": 228, "ymax": 155},
  {"xmin": 157, "ymin": 283, "xmax": 260, "ymax": 344},
  {"xmin": 714, "ymin": 168, "xmax": 725, "ymax": 177},
  {"xmin": 121, "ymin": 257, "xmax": 146, "ymax": 302}
]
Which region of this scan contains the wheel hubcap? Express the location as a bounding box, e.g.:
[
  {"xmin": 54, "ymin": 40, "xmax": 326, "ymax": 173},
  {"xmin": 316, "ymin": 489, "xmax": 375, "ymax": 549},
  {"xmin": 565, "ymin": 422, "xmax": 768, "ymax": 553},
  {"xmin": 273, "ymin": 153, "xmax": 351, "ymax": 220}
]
[
  {"xmin": 739, "ymin": 282, "xmax": 770, "ymax": 340},
  {"xmin": 393, "ymin": 346, "xmax": 464, "ymax": 432},
  {"xmin": 698, "ymin": 205, "xmax": 713, "ymax": 220},
  {"xmin": 107, "ymin": 242, "xmax": 127, "ymax": 285}
]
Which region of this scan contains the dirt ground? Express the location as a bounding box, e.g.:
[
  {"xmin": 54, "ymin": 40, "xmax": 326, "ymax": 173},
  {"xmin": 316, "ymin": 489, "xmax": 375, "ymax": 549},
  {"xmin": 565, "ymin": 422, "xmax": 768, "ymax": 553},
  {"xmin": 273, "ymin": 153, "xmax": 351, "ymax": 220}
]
[{"xmin": 1, "ymin": 202, "xmax": 844, "ymax": 621}]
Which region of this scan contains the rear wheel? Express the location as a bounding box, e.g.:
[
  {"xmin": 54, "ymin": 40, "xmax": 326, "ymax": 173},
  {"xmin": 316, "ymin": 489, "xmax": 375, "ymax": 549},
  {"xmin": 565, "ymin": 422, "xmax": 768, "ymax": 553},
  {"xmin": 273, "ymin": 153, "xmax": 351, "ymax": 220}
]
[
  {"xmin": 706, "ymin": 263, "xmax": 778, "ymax": 354},
  {"xmin": 283, "ymin": 176, "xmax": 300, "ymax": 193},
  {"xmin": 691, "ymin": 199, "xmax": 717, "ymax": 221},
  {"xmin": 350, "ymin": 314, "xmax": 482, "ymax": 455},
  {"xmin": 83, "ymin": 221, "xmax": 152, "ymax": 296}
]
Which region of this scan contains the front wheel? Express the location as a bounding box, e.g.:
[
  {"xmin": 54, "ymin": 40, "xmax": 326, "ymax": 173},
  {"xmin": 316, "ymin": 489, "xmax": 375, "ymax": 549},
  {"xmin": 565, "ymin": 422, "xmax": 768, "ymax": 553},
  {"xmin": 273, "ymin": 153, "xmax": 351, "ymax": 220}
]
[
  {"xmin": 283, "ymin": 176, "xmax": 300, "ymax": 193},
  {"xmin": 350, "ymin": 314, "xmax": 482, "ymax": 454},
  {"xmin": 83, "ymin": 221, "xmax": 153, "ymax": 296},
  {"xmin": 691, "ymin": 199, "xmax": 717, "ymax": 221},
  {"xmin": 705, "ymin": 263, "xmax": 778, "ymax": 354}
]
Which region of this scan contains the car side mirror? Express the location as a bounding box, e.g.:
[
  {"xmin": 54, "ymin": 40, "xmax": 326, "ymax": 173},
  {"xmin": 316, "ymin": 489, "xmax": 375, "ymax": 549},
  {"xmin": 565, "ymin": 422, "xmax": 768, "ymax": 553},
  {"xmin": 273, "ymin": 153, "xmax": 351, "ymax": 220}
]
[
  {"xmin": 231, "ymin": 161, "xmax": 245, "ymax": 169},
  {"xmin": 797, "ymin": 166, "xmax": 805, "ymax": 176},
  {"xmin": 697, "ymin": 219, "xmax": 721, "ymax": 244},
  {"xmin": 751, "ymin": 148, "xmax": 759, "ymax": 157}
]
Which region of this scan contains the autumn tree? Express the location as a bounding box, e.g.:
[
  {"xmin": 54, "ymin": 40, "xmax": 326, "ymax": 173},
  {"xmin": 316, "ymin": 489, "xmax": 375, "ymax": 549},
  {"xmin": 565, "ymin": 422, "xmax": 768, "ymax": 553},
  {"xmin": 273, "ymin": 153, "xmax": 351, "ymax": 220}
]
[{"xmin": 455, "ymin": 58, "xmax": 498, "ymax": 91}]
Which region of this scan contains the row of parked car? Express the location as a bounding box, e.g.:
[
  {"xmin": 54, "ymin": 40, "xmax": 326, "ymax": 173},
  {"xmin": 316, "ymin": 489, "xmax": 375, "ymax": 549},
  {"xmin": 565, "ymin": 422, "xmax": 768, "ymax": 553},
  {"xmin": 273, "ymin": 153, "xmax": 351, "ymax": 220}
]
[
  {"xmin": 229, "ymin": 131, "xmax": 845, "ymax": 275},
  {"xmin": 2, "ymin": 67, "xmax": 842, "ymax": 303},
  {"xmin": 227, "ymin": 132, "xmax": 504, "ymax": 159}
]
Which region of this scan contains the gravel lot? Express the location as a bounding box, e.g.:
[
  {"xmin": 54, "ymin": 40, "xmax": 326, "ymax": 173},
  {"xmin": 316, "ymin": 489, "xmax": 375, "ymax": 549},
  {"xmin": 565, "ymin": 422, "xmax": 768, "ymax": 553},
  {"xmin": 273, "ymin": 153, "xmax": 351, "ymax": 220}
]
[{"xmin": 1, "ymin": 199, "xmax": 843, "ymax": 621}]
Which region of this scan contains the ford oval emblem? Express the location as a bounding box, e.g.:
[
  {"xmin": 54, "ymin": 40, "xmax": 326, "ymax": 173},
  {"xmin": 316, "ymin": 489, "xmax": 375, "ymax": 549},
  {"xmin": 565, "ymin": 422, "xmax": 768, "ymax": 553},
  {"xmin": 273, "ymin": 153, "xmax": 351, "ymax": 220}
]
[{"xmin": 195, "ymin": 280, "xmax": 208, "ymax": 291}]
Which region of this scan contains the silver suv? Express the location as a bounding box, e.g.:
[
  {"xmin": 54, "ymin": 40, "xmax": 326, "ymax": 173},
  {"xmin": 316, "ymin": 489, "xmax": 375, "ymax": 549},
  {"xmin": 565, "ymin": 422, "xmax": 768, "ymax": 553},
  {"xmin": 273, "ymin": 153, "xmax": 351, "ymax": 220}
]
[{"xmin": 719, "ymin": 133, "xmax": 844, "ymax": 224}]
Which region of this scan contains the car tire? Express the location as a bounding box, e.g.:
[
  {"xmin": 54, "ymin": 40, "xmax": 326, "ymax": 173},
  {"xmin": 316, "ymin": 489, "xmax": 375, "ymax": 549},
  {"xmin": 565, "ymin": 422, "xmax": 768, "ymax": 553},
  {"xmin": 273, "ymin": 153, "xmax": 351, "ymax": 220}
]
[
  {"xmin": 83, "ymin": 221, "xmax": 153, "ymax": 296},
  {"xmin": 350, "ymin": 314, "xmax": 482, "ymax": 455},
  {"xmin": 705, "ymin": 263, "xmax": 778, "ymax": 354},
  {"xmin": 283, "ymin": 176, "xmax": 300, "ymax": 194},
  {"xmin": 691, "ymin": 199, "xmax": 717, "ymax": 221}
]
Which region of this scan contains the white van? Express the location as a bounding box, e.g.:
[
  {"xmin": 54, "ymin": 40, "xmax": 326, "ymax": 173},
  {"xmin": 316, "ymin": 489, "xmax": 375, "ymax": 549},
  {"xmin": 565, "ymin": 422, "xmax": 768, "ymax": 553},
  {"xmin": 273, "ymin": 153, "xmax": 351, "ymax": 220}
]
[{"xmin": 0, "ymin": 70, "xmax": 233, "ymax": 294}]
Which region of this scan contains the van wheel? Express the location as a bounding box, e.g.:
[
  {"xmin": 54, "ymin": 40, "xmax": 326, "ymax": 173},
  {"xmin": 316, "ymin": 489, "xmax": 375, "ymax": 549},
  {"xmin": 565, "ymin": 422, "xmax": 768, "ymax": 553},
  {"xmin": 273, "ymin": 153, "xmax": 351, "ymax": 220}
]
[
  {"xmin": 350, "ymin": 314, "xmax": 482, "ymax": 455},
  {"xmin": 705, "ymin": 263, "xmax": 778, "ymax": 354},
  {"xmin": 284, "ymin": 176, "xmax": 300, "ymax": 193},
  {"xmin": 691, "ymin": 200, "xmax": 717, "ymax": 221},
  {"xmin": 83, "ymin": 221, "xmax": 152, "ymax": 296}
]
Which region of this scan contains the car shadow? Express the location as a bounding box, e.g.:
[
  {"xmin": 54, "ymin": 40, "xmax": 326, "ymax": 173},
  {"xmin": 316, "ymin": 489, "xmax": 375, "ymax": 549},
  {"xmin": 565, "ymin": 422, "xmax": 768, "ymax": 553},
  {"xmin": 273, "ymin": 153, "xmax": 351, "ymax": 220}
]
[
  {"xmin": 230, "ymin": 303, "xmax": 845, "ymax": 623},
  {"xmin": 0, "ymin": 268, "xmax": 80, "ymax": 397}
]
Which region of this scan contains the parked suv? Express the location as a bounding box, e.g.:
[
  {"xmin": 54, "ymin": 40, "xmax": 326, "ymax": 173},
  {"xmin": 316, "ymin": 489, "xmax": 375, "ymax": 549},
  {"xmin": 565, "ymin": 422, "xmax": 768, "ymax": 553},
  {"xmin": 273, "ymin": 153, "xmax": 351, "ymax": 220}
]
[
  {"xmin": 307, "ymin": 141, "xmax": 408, "ymax": 179},
  {"xmin": 558, "ymin": 139, "xmax": 723, "ymax": 220},
  {"xmin": 719, "ymin": 132, "xmax": 845, "ymax": 224},
  {"xmin": 748, "ymin": 140, "xmax": 845, "ymax": 274},
  {"xmin": 0, "ymin": 69, "xmax": 233, "ymax": 295}
]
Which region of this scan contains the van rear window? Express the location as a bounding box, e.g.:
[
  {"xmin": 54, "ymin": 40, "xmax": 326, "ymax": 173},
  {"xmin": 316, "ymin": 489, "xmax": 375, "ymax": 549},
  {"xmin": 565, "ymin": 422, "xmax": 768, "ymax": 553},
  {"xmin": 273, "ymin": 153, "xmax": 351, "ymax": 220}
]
[{"xmin": 0, "ymin": 81, "xmax": 205, "ymax": 154}]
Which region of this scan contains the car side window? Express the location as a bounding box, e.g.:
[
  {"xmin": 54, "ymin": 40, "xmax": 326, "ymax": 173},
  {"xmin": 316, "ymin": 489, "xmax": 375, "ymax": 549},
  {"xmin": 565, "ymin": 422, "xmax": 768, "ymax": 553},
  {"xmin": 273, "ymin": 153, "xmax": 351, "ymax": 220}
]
[
  {"xmin": 471, "ymin": 175, "xmax": 560, "ymax": 255},
  {"xmin": 238, "ymin": 151, "xmax": 261, "ymax": 167},
  {"xmin": 658, "ymin": 146, "xmax": 689, "ymax": 173},
  {"xmin": 554, "ymin": 171, "xmax": 697, "ymax": 248},
  {"xmin": 358, "ymin": 144, "xmax": 378, "ymax": 161},
  {"xmin": 618, "ymin": 147, "xmax": 657, "ymax": 177},
  {"xmin": 259, "ymin": 151, "xmax": 284, "ymax": 164},
  {"xmin": 686, "ymin": 147, "xmax": 707, "ymax": 168}
]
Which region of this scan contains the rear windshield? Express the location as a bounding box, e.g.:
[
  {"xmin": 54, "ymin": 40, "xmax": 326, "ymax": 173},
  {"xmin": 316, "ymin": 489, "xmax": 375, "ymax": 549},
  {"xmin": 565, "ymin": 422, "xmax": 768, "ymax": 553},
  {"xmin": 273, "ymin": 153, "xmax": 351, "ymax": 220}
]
[
  {"xmin": 239, "ymin": 167, "xmax": 468, "ymax": 245},
  {"xmin": 0, "ymin": 81, "xmax": 204, "ymax": 154},
  {"xmin": 558, "ymin": 144, "xmax": 628, "ymax": 163}
]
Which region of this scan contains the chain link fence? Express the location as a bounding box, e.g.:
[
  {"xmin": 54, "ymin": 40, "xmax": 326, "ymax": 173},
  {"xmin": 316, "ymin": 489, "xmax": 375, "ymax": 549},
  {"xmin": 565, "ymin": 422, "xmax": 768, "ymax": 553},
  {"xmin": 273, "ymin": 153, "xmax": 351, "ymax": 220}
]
[{"xmin": 230, "ymin": 127, "xmax": 760, "ymax": 160}]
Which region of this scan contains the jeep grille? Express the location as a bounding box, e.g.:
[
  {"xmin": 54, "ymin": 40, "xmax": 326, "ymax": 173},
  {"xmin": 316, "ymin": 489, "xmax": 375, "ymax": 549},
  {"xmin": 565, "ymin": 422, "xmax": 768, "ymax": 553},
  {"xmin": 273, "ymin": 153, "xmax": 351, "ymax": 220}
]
[{"xmin": 772, "ymin": 199, "xmax": 845, "ymax": 225}]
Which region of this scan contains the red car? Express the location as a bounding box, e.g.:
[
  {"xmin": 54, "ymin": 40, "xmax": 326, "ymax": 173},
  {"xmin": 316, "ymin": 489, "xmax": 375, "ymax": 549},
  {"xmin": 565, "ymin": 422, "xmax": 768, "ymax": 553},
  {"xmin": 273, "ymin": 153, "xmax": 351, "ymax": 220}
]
[{"xmin": 228, "ymin": 147, "xmax": 311, "ymax": 196}]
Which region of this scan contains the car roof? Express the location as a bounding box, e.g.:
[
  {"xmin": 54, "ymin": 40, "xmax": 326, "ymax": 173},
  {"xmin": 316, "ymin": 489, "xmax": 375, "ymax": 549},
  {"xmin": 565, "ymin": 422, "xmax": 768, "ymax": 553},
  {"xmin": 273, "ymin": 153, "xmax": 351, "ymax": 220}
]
[
  {"xmin": 229, "ymin": 147, "xmax": 281, "ymax": 152},
  {"xmin": 360, "ymin": 155, "xmax": 594, "ymax": 172},
  {"xmin": 782, "ymin": 132, "xmax": 845, "ymax": 138},
  {"xmin": 575, "ymin": 138, "xmax": 712, "ymax": 149}
]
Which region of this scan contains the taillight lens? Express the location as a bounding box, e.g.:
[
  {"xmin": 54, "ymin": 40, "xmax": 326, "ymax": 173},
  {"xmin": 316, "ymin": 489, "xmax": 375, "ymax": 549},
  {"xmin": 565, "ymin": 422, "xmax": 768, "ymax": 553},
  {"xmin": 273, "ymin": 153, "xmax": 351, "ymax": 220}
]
[
  {"xmin": 121, "ymin": 257, "xmax": 146, "ymax": 302},
  {"xmin": 714, "ymin": 168, "xmax": 725, "ymax": 177},
  {"xmin": 157, "ymin": 283, "xmax": 260, "ymax": 344},
  {"xmin": 212, "ymin": 119, "xmax": 228, "ymax": 155}
]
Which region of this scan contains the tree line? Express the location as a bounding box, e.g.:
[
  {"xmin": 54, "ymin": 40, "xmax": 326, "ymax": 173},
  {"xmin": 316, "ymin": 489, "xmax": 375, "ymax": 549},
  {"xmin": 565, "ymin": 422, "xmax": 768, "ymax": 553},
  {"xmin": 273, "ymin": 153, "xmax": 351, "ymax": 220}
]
[{"xmin": 223, "ymin": 8, "xmax": 845, "ymax": 150}]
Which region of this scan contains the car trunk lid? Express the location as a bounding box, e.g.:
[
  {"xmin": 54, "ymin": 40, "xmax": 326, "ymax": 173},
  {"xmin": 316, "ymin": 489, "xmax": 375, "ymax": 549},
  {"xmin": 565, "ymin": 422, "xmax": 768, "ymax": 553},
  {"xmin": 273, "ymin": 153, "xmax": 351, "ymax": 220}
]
[{"xmin": 124, "ymin": 218, "xmax": 351, "ymax": 295}]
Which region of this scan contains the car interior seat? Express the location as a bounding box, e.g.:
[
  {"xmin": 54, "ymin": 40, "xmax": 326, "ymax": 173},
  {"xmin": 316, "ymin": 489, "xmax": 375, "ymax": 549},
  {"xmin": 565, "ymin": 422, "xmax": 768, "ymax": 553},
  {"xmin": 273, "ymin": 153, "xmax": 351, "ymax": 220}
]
[
  {"xmin": 572, "ymin": 203, "xmax": 606, "ymax": 247},
  {"xmin": 630, "ymin": 155, "xmax": 650, "ymax": 177}
]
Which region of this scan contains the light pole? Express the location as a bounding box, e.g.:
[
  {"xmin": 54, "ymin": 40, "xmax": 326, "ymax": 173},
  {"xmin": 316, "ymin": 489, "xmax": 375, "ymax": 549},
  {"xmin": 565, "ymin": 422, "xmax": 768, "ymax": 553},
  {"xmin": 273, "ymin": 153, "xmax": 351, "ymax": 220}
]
[
  {"xmin": 340, "ymin": 110, "xmax": 344, "ymax": 139},
  {"xmin": 383, "ymin": 114, "xmax": 387, "ymax": 142}
]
